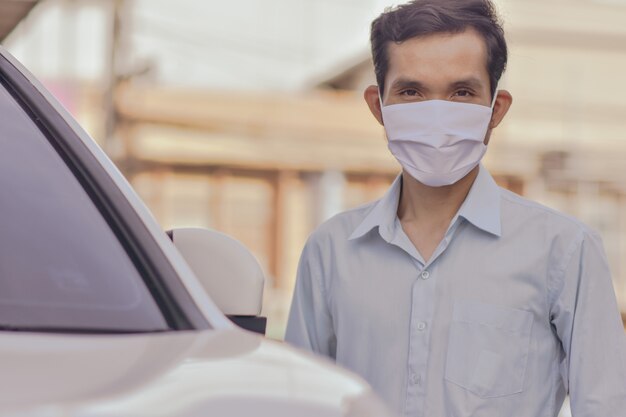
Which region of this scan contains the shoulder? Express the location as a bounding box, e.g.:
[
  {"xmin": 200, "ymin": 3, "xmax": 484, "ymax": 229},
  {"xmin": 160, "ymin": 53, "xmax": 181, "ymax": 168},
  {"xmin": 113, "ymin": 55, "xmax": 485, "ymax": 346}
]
[
  {"xmin": 301, "ymin": 200, "xmax": 378, "ymax": 260},
  {"xmin": 498, "ymin": 187, "xmax": 598, "ymax": 243},
  {"xmin": 307, "ymin": 201, "xmax": 377, "ymax": 247}
]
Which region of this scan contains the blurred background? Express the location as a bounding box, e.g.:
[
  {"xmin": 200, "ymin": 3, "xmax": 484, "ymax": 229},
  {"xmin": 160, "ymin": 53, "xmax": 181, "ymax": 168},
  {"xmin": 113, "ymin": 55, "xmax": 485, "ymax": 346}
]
[{"xmin": 2, "ymin": 0, "xmax": 626, "ymax": 347}]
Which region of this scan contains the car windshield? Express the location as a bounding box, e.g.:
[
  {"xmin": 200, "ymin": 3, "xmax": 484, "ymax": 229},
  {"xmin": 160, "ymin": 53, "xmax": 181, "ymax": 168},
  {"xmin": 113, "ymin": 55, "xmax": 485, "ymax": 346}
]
[{"xmin": 0, "ymin": 80, "xmax": 168, "ymax": 333}]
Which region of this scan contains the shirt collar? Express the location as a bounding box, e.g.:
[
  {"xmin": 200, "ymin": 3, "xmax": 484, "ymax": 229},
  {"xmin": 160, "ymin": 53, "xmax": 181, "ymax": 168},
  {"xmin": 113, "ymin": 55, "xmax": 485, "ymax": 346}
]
[
  {"xmin": 456, "ymin": 164, "xmax": 502, "ymax": 237},
  {"xmin": 348, "ymin": 175, "xmax": 402, "ymax": 241},
  {"xmin": 348, "ymin": 164, "xmax": 502, "ymax": 241}
]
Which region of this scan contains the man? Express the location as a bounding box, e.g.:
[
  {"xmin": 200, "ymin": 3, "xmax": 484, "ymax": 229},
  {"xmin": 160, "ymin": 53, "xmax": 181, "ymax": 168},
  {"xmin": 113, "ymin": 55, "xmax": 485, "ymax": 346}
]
[{"xmin": 285, "ymin": 0, "xmax": 626, "ymax": 416}]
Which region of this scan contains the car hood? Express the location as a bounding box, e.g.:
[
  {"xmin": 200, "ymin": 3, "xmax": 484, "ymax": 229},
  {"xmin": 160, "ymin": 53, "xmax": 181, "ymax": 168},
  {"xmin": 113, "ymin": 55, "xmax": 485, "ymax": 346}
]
[{"xmin": 0, "ymin": 328, "xmax": 392, "ymax": 417}]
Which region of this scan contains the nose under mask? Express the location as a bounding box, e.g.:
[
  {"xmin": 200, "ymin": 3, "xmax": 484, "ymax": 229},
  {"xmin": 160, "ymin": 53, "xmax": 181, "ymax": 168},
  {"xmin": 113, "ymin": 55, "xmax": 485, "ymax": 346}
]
[{"xmin": 380, "ymin": 92, "xmax": 497, "ymax": 187}]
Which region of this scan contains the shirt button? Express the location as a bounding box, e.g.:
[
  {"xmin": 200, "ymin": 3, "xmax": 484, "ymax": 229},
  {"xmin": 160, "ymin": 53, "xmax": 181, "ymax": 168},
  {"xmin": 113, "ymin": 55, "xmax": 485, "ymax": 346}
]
[
  {"xmin": 410, "ymin": 373, "xmax": 421, "ymax": 384},
  {"xmin": 420, "ymin": 270, "xmax": 430, "ymax": 280},
  {"xmin": 417, "ymin": 322, "xmax": 427, "ymax": 331}
]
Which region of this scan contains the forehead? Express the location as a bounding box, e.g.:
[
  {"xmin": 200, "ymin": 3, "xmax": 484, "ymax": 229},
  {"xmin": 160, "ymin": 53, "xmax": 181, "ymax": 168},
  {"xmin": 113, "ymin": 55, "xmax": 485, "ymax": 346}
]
[{"xmin": 385, "ymin": 29, "xmax": 489, "ymax": 86}]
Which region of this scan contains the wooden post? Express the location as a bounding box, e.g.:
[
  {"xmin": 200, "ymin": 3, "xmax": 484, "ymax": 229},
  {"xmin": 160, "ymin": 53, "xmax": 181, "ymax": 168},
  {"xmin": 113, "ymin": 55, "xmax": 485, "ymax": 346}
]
[{"xmin": 269, "ymin": 170, "xmax": 295, "ymax": 289}]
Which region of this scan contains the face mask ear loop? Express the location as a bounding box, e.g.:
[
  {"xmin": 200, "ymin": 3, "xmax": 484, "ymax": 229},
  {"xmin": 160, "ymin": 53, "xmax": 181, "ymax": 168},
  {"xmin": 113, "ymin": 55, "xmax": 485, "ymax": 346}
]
[
  {"xmin": 486, "ymin": 83, "xmax": 500, "ymax": 130},
  {"xmin": 378, "ymin": 87, "xmax": 386, "ymax": 125},
  {"xmin": 490, "ymin": 84, "xmax": 499, "ymax": 109}
]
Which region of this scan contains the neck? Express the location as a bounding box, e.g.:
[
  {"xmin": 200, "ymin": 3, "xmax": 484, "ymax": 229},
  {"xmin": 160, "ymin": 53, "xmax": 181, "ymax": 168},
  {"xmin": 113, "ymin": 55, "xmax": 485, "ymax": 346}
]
[{"xmin": 397, "ymin": 166, "xmax": 479, "ymax": 224}]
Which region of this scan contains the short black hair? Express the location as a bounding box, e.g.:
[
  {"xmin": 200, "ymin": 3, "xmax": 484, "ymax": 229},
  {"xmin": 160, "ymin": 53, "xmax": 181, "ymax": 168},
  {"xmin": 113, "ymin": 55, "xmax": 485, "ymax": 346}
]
[{"xmin": 370, "ymin": 0, "xmax": 507, "ymax": 97}]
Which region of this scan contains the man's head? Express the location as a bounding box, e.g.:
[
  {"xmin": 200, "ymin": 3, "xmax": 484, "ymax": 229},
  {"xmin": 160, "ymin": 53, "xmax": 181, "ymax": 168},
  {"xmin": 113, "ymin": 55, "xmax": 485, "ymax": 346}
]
[
  {"xmin": 364, "ymin": 0, "xmax": 512, "ymax": 144},
  {"xmin": 364, "ymin": 0, "xmax": 513, "ymax": 187},
  {"xmin": 370, "ymin": 0, "xmax": 507, "ymax": 100}
]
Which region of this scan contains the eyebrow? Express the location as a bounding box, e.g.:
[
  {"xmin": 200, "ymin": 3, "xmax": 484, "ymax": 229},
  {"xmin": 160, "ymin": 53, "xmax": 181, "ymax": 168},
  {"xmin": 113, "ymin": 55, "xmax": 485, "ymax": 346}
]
[
  {"xmin": 390, "ymin": 78, "xmax": 429, "ymax": 92},
  {"xmin": 450, "ymin": 77, "xmax": 484, "ymax": 90}
]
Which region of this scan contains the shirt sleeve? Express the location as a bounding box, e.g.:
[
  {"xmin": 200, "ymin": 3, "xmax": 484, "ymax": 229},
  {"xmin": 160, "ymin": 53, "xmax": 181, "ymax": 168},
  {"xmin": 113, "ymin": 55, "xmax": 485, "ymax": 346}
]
[
  {"xmin": 549, "ymin": 229, "xmax": 626, "ymax": 416},
  {"xmin": 284, "ymin": 237, "xmax": 337, "ymax": 358}
]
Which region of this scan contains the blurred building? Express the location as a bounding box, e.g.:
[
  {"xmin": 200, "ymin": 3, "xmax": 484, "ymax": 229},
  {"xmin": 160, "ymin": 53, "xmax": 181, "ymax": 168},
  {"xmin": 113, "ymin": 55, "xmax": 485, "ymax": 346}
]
[{"xmin": 3, "ymin": 0, "xmax": 626, "ymax": 342}]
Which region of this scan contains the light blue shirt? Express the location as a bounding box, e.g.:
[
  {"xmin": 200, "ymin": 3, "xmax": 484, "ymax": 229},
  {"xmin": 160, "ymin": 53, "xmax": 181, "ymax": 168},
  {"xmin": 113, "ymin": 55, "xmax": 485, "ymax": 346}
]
[{"xmin": 285, "ymin": 165, "xmax": 626, "ymax": 417}]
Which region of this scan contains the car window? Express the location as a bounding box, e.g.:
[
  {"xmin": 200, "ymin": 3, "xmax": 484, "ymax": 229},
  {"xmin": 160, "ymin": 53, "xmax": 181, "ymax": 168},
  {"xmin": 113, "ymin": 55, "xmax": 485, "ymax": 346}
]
[{"xmin": 0, "ymin": 81, "xmax": 168, "ymax": 332}]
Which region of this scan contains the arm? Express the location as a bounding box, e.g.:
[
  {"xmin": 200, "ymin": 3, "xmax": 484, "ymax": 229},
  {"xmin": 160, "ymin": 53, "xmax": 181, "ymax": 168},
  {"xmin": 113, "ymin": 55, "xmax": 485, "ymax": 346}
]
[
  {"xmin": 550, "ymin": 229, "xmax": 626, "ymax": 416},
  {"xmin": 284, "ymin": 238, "xmax": 337, "ymax": 358}
]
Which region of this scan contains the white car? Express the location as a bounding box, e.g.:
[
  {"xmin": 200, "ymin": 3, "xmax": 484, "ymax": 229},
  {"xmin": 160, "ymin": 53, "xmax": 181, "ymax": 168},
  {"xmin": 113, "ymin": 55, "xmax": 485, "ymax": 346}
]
[{"xmin": 0, "ymin": 47, "xmax": 394, "ymax": 417}]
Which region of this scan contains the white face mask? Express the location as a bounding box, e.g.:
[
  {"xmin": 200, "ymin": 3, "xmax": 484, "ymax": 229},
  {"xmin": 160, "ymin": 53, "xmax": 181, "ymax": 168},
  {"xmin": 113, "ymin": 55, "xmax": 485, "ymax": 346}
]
[{"xmin": 380, "ymin": 92, "xmax": 497, "ymax": 187}]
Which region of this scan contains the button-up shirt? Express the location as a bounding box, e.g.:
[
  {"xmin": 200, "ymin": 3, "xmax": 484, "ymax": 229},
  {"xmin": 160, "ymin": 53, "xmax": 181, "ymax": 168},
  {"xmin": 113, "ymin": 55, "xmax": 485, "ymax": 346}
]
[{"xmin": 285, "ymin": 165, "xmax": 626, "ymax": 417}]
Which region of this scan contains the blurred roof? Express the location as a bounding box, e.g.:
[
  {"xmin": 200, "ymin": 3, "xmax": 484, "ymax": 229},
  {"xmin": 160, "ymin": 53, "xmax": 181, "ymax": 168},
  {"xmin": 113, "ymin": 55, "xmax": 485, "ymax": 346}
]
[
  {"xmin": 4, "ymin": 0, "xmax": 626, "ymax": 92},
  {"xmin": 0, "ymin": 0, "xmax": 38, "ymax": 41}
]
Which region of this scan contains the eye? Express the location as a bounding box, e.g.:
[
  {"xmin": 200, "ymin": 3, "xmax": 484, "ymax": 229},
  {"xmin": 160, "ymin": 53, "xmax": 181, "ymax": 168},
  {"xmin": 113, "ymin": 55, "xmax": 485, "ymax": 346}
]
[
  {"xmin": 454, "ymin": 89, "xmax": 473, "ymax": 97},
  {"xmin": 400, "ymin": 89, "xmax": 419, "ymax": 97}
]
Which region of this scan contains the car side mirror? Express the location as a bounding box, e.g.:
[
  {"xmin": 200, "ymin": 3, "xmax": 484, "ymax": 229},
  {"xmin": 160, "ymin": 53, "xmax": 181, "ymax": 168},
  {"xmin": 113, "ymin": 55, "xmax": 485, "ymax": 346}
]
[{"xmin": 166, "ymin": 228, "xmax": 266, "ymax": 335}]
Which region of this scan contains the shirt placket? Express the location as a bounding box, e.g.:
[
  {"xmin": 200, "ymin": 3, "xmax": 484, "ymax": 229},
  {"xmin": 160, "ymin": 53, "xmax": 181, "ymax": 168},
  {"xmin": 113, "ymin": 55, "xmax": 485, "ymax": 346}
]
[
  {"xmin": 402, "ymin": 220, "xmax": 463, "ymax": 417},
  {"xmin": 404, "ymin": 260, "xmax": 437, "ymax": 417}
]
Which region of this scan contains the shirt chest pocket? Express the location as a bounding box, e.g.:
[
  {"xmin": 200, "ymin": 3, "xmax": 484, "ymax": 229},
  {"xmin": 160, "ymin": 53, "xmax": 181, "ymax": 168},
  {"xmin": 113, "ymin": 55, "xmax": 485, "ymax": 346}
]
[{"xmin": 444, "ymin": 300, "xmax": 534, "ymax": 398}]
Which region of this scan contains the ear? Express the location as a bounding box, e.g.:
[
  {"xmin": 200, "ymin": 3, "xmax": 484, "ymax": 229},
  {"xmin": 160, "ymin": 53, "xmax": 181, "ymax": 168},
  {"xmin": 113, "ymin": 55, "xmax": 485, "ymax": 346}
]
[
  {"xmin": 364, "ymin": 85, "xmax": 384, "ymax": 126},
  {"xmin": 489, "ymin": 89, "xmax": 512, "ymax": 129}
]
